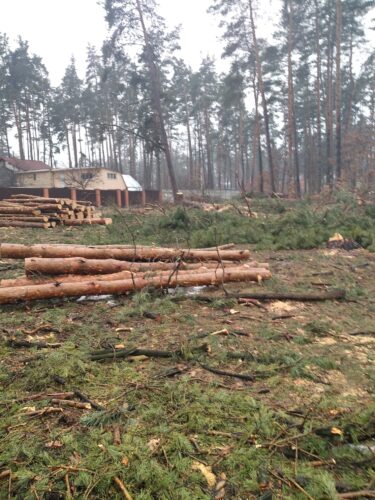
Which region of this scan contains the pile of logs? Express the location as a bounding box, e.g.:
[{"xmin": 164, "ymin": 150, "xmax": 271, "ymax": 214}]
[
  {"xmin": 0, "ymin": 194, "xmax": 112, "ymax": 228},
  {"xmin": 0, "ymin": 243, "xmax": 271, "ymax": 304}
]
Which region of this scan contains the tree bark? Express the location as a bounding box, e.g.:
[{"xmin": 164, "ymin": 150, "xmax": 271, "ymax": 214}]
[
  {"xmin": 248, "ymin": 0, "xmax": 276, "ymax": 193},
  {"xmin": 287, "ymin": 0, "xmax": 301, "ymax": 197},
  {"xmin": 314, "ymin": 0, "xmax": 323, "ymax": 192},
  {"xmin": 24, "ymin": 256, "xmax": 264, "ymax": 276},
  {"xmin": 0, "ymin": 268, "xmax": 272, "ymax": 304},
  {"xmin": 335, "ymin": 0, "xmax": 342, "ymax": 181},
  {"xmin": 0, "ymin": 243, "xmax": 251, "ymax": 262},
  {"xmin": 0, "ymin": 207, "xmax": 41, "ymax": 215},
  {"xmin": 2, "ymin": 266, "xmax": 269, "ymax": 287},
  {"xmin": 0, "ymin": 221, "xmax": 50, "ymax": 228},
  {"xmin": 135, "ymin": 0, "xmax": 179, "ymax": 200}
]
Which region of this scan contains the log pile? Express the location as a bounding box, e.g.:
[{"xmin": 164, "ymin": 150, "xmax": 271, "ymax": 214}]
[
  {"xmin": 0, "ymin": 243, "xmax": 271, "ymax": 304},
  {"xmin": 0, "ymin": 194, "xmax": 112, "ymax": 228}
]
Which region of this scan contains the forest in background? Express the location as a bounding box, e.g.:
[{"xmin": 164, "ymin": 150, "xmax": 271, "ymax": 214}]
[{"xmin": 0, "ymin": 0, "xmax": 374, "ymax": 198}]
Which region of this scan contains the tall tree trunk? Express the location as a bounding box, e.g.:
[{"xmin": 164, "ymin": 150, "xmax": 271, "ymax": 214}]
[
  {"xmin": 25, "ymin": 99, "xmax": 34, "ymax": 160},
  {"xmin": 13, "ymin": 102, "xmax": 25, "ymax": 160},
  {"xmin": 185, "ymin": 95, "xmax": 194, "ymax": 188},
  {"xmin": 239, "ymin": 106, "xmax": 245, "ymax": 188},
  {"xmin": 325, "ymin": 4, "xmax": 335, "ymax": 188},
  {"xmin": 64, "ymin": 126, "xmax": 72, "ymax": 168},
  {"xmin": 135, "ymin": 0, "xmax": 178, "ymax": 200},
  {"xmin": 335, "ymin": 0, "xmax": 342, "ymax": 182},
  {"xmin": 248, "ymin": 0, "xmax": 276, "ymax": 193},
  {"xmin": 204, "ymin": 107, "xmax": 214, "ymax": 189},
  {"xmin": 314, "ymin": 0, "xmax": 323, "ymax": 192},
  {"xmin": 287, "ymin": 0, "xmax": 301, "ymax": 197},
  {"xmin": 71, "ymin": 124, "xmax": 79, "ymax": 168},
  {"xmin": 252, "ymin": 81, "xmax": 263, "ymax": 193}
]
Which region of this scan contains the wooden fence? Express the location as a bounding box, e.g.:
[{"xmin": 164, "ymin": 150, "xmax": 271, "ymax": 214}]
[{"xmin": 0, "ymin": 188, "xmax": 162, "ymax": 208}]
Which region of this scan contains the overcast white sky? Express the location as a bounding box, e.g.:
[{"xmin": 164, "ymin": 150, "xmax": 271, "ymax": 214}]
[
  {"xmin": 1, "ymin": 0, "xmax": 233, "ymax": 84},
  {"xmin": 1, "ymin": 0, "xmax": 373, "ymax": 84}
]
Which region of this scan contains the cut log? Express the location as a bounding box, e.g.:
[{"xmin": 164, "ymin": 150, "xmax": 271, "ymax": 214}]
[
  {"xmin": 0, "ymin": 221, "xmax": 50, "ymax": 229},
  {"xmin": 0, "ymin": 207, "xmax": 41, "ymax": 215},
  {"xmin": 24, "ymin": 257, "xmax": 267, "ymax": 276},
  {"xmin": 2, "ymin": 270, "xmax": 132, "ymax": 286},
  {"xmin": 62, "ymin": 220, "xmax": 87, "ymax": 226},
  {"xmin": 27, "ymin": 203, "xmax": 63, "ymax": 211},
  {"xmin": 2, "ymin": 266, "xmax": 267, "ymax": 287},
  {"xmin": 0, "ymin": 243, "xmax": 250, "ymax": 262},
  {"xmin": 0, "ymin": 268, "xmax": 272, "ymax": 304},
  {"xmin": 75, "ymin": 200, "xmax": 93, "ymax": 206},
  {"xmin": 2, "ymin": 198, "xmax": 63, "ymax": 204},
  {"xmin": 0, "ymin": 216, "xmax": 49, "ymax": 222},
  {"xmin": 9, "ymin": 194, "xmax": 39, "ymax": 199},
  {"xmin": 88, "ymin": 218, "xmax": 113, "ymax": 225}
]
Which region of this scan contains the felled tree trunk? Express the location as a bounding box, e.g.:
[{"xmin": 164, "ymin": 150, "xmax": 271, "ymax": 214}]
[
  {"xmin": 0, "ymin": 244, "xmax": 250, "ymax": 262},
  {"xmin": 0, "ymin": 216, "xmax": 50, "ymax": 222},
  {"xmin": 2, "ymin": 198, "xmax": 63, "ymax": 204},
  {"xmin": 0, "ymin": 268, "xmax": 272, "ymax": 304},
  {"xmin": 0, "ymin": 221, "xmax": 51, "ymax": 228},
  {"xmin": 27, "ymin": 204, "xmax": 63, "ymax": 211},
  {"xmin": 2, "ymin": 266, "xmax": 269, "ymax": 287},
  {"xmin": 25, "ymin": 257, "xmax": 184, "ymax": 275},
  {"xmin": 0, "ymin": 207, "xmax": 41, "ymax": 215},
  {"xmin": 24, "ymin": 257, "xmax": 265, "ymax": 276},
  {"xmin": 87, "ymin": 218, "xmax": 113, "ymax": 225},
  {"xmin": 62, "ymin": 220, "xmax": 89, "ymax": 226}
]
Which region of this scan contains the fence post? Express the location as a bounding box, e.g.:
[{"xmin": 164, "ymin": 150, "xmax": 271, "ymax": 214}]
[
  {"xmin": 141, "ymin": 190, "xmax": 146, "ymax": 206},
  {"xmin": 95, "ymin": 189, "xmax": 101, "ymax": 207},
  {"xmin": 42, "ymin": 188, "xmax": 49, "ymax": 198},
  {"xmin": 124, "ymin": 189, "xmax": 129, "ymax": 209},
  {"xmin": 70, "ymin": 188, "xmax": 77, "ymax": 202},
  {"xmin": 158, "ymin": 190, "xmax": 163, "ymax": 204},
  {"xmin": 116, "ymin": 189, "xmax": 122, "ymax": 208}
]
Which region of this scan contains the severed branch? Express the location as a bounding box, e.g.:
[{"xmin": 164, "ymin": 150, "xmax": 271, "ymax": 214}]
[
  {"xmin": 200, "ymin": 364, "xmax": 256, "ymax": 381},
  {"xmin": 174, "ymin": 289, "xmax": 346, "ymax": 303}
]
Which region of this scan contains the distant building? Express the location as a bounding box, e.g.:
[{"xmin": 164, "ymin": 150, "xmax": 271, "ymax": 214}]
[
  {"xmin": 0, "ymin": 157, "xmax": 51, "ymax": 187},
  {"xmin": 0, "ymin": 158, "xmax": 142, "ymax": 191}
]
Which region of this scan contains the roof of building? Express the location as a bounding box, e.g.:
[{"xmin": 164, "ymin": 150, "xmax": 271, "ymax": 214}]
[
  {"xmin": 122, "ymin": 175, "xmax": 142, "ymax": 191},
  {"xmin": 0, "ymin": 157, "xmax": 51, "ymax": 172}
]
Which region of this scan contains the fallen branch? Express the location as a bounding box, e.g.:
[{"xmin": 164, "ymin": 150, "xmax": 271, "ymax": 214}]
[
  {"xmin": 113, "ymin": 477, "xmax": 133, "ymax": 500},
  {"xmin": 338, "ymin": 491, "xmax": 375, "ymax": 499},
  {"xmin": 25, "ymin": 407, "xmax": 63, "ymax": 418},
  {"xmin": 73, "ymin": 389, "xmax": 104, "ymax": 411},
  {"xmin": 90, "ymin": 348, "xmax": 175, "ymax": 362},
  {"xmin": 200, "ymin": 364, "xmax": 256, "ymax": 382},
  {"xmin": 7, "ymin": 339, "xmax": 61, "ymax": 349},
  {"xmin": 179, "ymin": 289, "xmax": 346, "ymax": 302},
  {"xmin": 0, "ymin": 470, "xmax": 11, "ymax": 480},
  {"xmin": 348, "ymin": 331, "xmax": 375, "ymax": 337},
  {"xmin": 14, "ymin": 392, "xmax": 75, "ymax": 403},
  {"xmin": 51, "ymin": 399, "xmax": 91, "ymax": 410}
]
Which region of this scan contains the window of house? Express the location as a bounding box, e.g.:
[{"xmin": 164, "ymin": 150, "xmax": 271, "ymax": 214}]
[
  {"xmin": 107, "ymin": 173, "xmax": 117, "ymax": 179},
  {"xmin": 81, "ymin": 173, "xmax": 94, "ymax": 180},
  {"xmin": 33, "ymin": 173, "xmax": 37, "ymax": 180}
]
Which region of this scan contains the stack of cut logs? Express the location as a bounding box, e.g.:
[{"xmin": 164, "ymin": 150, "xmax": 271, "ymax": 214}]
[
  {"xmin": 0, "ymin": 194, "xmax": 112, "ymax": 228},
  {"xmin": 0, "ymin": 243, "xmax": 271, "ymax": 304}
]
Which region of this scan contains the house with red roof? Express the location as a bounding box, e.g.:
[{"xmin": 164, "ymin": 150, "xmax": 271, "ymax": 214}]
[{"xmin": 0, "ymin": 157, "xmax": 50, "ymax": 187}]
